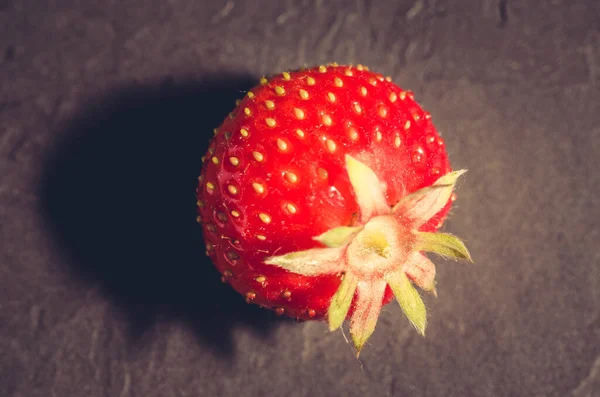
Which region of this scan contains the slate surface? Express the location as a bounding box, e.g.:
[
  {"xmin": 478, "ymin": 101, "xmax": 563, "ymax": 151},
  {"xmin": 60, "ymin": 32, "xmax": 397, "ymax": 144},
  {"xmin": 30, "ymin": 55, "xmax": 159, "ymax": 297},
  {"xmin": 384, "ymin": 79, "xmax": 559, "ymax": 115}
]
[{"xmin": 1, "ymin": 1, "xmax": 599, "ymax": 396}]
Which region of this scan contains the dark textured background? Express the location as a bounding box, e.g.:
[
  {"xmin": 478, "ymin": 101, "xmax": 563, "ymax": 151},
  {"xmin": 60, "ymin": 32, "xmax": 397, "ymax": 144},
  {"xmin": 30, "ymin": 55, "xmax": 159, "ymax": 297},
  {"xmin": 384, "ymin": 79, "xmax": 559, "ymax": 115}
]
[{"xmin": 1, "ymin": 1, "xmax": 599, "ymax": 396}]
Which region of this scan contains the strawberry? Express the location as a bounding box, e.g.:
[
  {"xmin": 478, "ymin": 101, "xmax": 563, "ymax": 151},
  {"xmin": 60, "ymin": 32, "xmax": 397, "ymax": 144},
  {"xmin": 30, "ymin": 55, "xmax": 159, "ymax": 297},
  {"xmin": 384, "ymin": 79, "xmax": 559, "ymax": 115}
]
[{"xmin": 196, "ymin": 63, "xmax": 472, "ymax": 354}]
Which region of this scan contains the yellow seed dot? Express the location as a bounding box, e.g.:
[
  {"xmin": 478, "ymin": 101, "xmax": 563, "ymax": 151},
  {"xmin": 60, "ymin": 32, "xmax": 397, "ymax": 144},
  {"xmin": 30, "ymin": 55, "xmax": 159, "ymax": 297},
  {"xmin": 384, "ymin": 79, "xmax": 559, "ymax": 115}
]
[
  {"xmin": 231, "ymin": 210, "xmax": 240, "ymax": 218},
  {"xmin": 334, "ymin": 77, "xmax": 343, "ymax": 87},
  {"xmin": 265, "ymin": 118, "xmax": 276, "ymax": 127},
  {"xmin": 244, "ymin": 107, "xmax": 251, "ymax": 116},
  {"xmin": 357, "ymin": 64, "xmax": 364, "ymax": 71},
  {"xmin": 360, "ymin": 86, "xmax": 367, "ymax": 96},
  {"xmin": 197, "ymin": 200, "xmax": 204, "ymax": 207},
  {"xmin": 240, "ymin": 128, "xmax": 249, "ymax": 137},
  {"xmin": 286, "ymin": 203, "xmax": 297, "ymax": 214},
  {"xmin": 378, "ymin": 105, "xmax": 388, "ymax": 118},
  {"xmin": 317, "ymin": 168, "xmax": 328, "ymax": 179},
  {"xmin": 307, "ymin": 77, "xmax": 316, "ymax": 86},
  {"xmin": 327, "ymin": 92, "xmax": 336, "ymax": 102},
  {"xmin": 213, "ymin": 128, "xmax": 218, "ymax": 135},
  {"xmin": 326, "ymin": 139, "xmax": 336, "ymax": 152},
  {"xmin": 322, "ymin": 114, "xmax": 332, "ymax": 126},
  {"xmin": 285, "ymin": 172, "xmax": 298, "ymax": 183},
  {"xmin": 293, "ymin": 108, "xmax": 305, "ymax": 120},
  {"xmin": 252, "ymin": 151, "xmax": 264, "ymax": 162},
  {"xmin": 235, "ymin": 99, "xmax": 241, "ymax": 106},
  {"xmin": 252, "ymin": 182, "xmax": 265, "ymax": 194},
  {"xmin": 255, "ymin": 275, "xmax": 266, "ymax": 284},
  {"xmin": 206, "ymin": 224, "xmax": 217, "ymax": 232},
  {"xmin": 385, "ymin": 76, "xmax": 392, "ymax": 82},
  {"xmin": 376, "ymin": 130, "xmax": 382, "ymax": 142},
  {"xmin": 196, "ymin": 215, "xmax": 202, "ymax": 223},
  {"xmin": 260, "ymin": 77, "xmax": 268, "ymax": 85},
  {"xmin": 224, "ymin": 131, "xmax": 232, "ymax": 140},
  {"xmin": 206, "ymin": 242, "xmax": 213, "ymax": 251},
  {"xmin": 229, "ymin": 156, "xmax": 240, "ymax": 166},
  {"xmin": 259, "ymin": 213, "xmax": 271, "ymax": 224},
  {"xmin": 319, "ymin": 65, "xmax": 327, "ymax": 73},
  {"xmin": 274, "ymin": 86, "xmax": 285, "ymax": 95},
  {"xmin": 211, "ymin": 156, "xmax": 219, "ymax": 165},
  {"xmin": 399, "ymin": 91, "xmax": 407, "ymax": 100},
  {"xmin": 227, "ymin": 185, "xmax": 238, "ymax": 195},
  {"xmin": 353, "ymin": 103, "xmax": 362, "ymax": 114},
  {"xmin": 369, "ymin": 77, "xmax": 377, "ymax": 86},
  {"xmin": 206, "ymin": 182, "xmax": 215, "ymax": 193},
  {"xmin": 265, "ymin": 100, "xmax": 275, "ymax": 109},
  {"xmin": 404, "ymin": 120, "xmax": 411, "ymax": 130},
  {"xmin": 256, "ymin": 234, "xmax": 267, "ymax": 241},
  {"xmin": 247, "ymin": 91, "xmax": 255, "ymax": 99},
  {"xmin": 299, "ymin": 89, "xmax": 309, "ymax": 99},
  {"xmin": 201, "ymin": 156, "xmax": 206, "ymax": 162},
  {"xmin": 348, "ymin": 127, "xmax": 359, "ymax": 141},
  {"xmin": 394, "ymin": 136, "xmax": 402, "ymax": 147},
  {"xmin": 277, "ymin": 138, "xmax": 288, "ymax": 151},
  {"xmin": 413, "ymin": 112, "xmax": 421, "ymax": 121},
  {"xmin": 282, "ymin": 72, "xmax": 291, "ymax": 80},
  {"xmin": 345, "ymin": 69, "xmax": 353, "ymax": 76},
  {"xmin": 389, "ymin": 92, "xmax": 398, "ymax": 103},
  {"xmin": 296, "ymin": 129, "xmax": 305, "ymax": 138},
  {"xmin": 245, "ymin": 291, "xmax": 256, "ymax": 300}
]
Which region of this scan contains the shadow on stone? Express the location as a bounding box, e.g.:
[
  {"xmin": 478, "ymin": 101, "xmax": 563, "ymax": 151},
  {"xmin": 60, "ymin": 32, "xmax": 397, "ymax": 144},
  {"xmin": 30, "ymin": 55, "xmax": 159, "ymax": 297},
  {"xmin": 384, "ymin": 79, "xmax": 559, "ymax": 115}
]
[{"xmin": 39, "ymin": 75, "xmax": 285, "ymax": 359}]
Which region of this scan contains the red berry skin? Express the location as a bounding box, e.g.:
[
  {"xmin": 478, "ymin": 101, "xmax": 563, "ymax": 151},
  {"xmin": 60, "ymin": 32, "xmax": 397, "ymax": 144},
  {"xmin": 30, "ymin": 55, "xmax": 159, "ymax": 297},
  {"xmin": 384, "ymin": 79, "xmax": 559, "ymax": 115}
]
[{"xmin": 197, "ymin": 65, "xmax": 451, "ymax": 321}]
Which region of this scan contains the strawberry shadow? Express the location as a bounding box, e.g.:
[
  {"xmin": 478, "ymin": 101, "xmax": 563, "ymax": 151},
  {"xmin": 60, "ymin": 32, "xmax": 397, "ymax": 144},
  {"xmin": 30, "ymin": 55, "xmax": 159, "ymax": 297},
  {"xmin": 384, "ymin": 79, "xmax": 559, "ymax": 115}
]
[{"xmin": 39, "ymin": 75, "xmax": 287, "ymax": 359}]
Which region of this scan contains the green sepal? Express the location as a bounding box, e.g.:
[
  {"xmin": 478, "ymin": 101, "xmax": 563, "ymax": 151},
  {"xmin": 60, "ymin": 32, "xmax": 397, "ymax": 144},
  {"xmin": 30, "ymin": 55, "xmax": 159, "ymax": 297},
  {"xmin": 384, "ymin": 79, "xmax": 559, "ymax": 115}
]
[
  {"xmin": 385, "ymin": 270, "xmax": 427, "ymax": 336},
  {"xmin": 264, "ymin": 247, "xmax": 345, "ymax": 276},
  {"xmin": 414, "ymin": 231, "xmax": 473, "ymax": 262},
  {"xmin": 345, "ymin": 154, "xmax": 390, "ymax": 221},
  {"xmin": 314, "ymin": 226, "xmax": 362, "ymax": 248},
  {"xmin": 350, "ymin": 280, "xmax": 387, "ymax": 356},
  {"xmin": 327, "ymin": 272, "xmax": 359, "ymax": 331},
  {"xmin": 392, "ymin": 169, "xmax": 467, "ymax": 227}
]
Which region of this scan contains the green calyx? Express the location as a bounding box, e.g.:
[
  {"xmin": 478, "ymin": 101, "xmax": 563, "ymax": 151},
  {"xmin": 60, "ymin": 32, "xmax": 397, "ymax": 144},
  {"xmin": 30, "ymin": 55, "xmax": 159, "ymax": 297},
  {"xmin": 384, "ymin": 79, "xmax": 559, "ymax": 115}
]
[{"xmin": 263, "ymin": 155, "xmax": 473, "ymax": 355}]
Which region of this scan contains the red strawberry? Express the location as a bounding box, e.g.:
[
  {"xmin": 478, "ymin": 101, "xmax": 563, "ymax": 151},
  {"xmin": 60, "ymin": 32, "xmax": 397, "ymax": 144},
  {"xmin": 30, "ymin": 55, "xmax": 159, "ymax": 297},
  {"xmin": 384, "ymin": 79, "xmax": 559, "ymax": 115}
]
[{"xmin": 197, "ymin": 64, "xmax": 471, "ymax": 354}]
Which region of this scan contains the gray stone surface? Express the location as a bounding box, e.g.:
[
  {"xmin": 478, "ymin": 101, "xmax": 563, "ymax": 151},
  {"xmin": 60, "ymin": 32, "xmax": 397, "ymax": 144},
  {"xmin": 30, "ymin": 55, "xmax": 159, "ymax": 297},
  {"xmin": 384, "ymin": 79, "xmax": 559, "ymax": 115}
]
[{"xmin": 1, "ymin": 0, "xmax": 599, "ymax": 396}]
